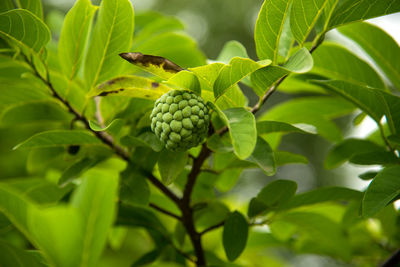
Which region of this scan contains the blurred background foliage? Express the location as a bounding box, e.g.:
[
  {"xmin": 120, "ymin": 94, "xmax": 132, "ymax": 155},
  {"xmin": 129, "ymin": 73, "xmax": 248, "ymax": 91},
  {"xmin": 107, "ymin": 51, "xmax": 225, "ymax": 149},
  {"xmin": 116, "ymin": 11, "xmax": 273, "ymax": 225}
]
[{"xmin": 1, "ymin": 0, "xmax": 400, "ymax": 266}]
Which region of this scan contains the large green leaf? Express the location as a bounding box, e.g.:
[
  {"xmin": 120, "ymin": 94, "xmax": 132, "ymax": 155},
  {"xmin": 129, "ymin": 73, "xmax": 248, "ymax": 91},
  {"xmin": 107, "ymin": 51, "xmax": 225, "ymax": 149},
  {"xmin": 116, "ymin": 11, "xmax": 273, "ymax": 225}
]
[
  {"xmin": 363, "ymin": 166, "xmax": 400, "ymax": 217},
  {"xmin": 290, "ymin": 0, "xmax": 330, "ymax": 45},
  {"xmin": 257, "ymin": 180, "xmax": 297, "ymax": 211},
  {"xmin": 209, "ymin": 103, "xmax": 257, "ymax": 159},
  {"xmin": 311, "ymin": 42, "xmax": 385, "ymax": 88},
  {"xmin": 314, "ymin": 80, "xmax": 400, "ymax": 134},
  {"xmin": 339, "ymin": 22, "xmax": 400, "ymax": 90},
  {"xmin": 223, "ymin": 211, "xmax": 248, "ymax": 262},
  {"xmin": 0, "ymin": 9, "xmax": 50, "ymax": 52},
  {"xmin": 259, "ymin": 96, "xmax": 355, "ymax": 142},
  {"xmin": 217, "ymin": 40, "xmax": 249, "ymax": 63},
  {"xmin": 70, "ymin": 168, "xmax": 119, "ymax": 267},
  {"xmin": 275, "ymin": 151, "xmax": 309, "ymax": 166},
  {"xmin": 276, "ymin": 212, "xmax": 351, "ymax": 260},
  {"xmin": 5, "ymin": 178, "xmax": 72, "ymax": 205},
  {"xmin": 16, "ymin": 0, "xmax": 43, "ymax": 19},
  {"xmin": 14, "ymin": 130, "xmax": 102, "ymax": 150},
  {"xmin": 167, "ymin": 70, "xmax": 201, "ymax": 95},
  {"xmin": 257, "ymin": 120, "xmax": 317, "ymax": 135},
  {"xmin": 84, "ymin": 0, "xmax": 134, "ymax": 88},
  {"xmin": 284, "ymin": 187, "xmax": 362, "ymax": 209},
  {"xmin": 58, "ymin": 0, "xmax": 97, "ymax": 79},
  {"xmin": 89, "ymin": 75, "xmax": 171, "ymax": 99},
  {"xmin": 29, "ymin": 206, "xmax": 83, "ymax": 267},
  {"xmin": 254, "ymin": 0, "xmax": 291, "ymax": 63},
  {"xmin": 0, "ymin": 101, "xmax": 71, "ymax": 125},
  {"xmin": 328, "ymin": 0, "xmax": 400, "ymax": 29},
  {"xmin": 246, "ymin": 137, "xmax": 275, "ymax": 176},
  {"xmin": 0, "ymin": 239, "xmax": 46, "ymax": 267},
  {"xmin": 158, "ymin": 150, "xmax": 188, "ymax": 184},
  {"xmin": 251, "ymin": 48, "xmax": 313, "ymax": 96},
  {"xmin": 325, "ymin": 138, "xmax": 385, "ymax": 169},
  {"xmin": 132, "ymin": 31, "xmax": 206, "ymax": 68},
  {"xmin": 213, "ymin": 57, "xmax": 271, "ymax": 98}
]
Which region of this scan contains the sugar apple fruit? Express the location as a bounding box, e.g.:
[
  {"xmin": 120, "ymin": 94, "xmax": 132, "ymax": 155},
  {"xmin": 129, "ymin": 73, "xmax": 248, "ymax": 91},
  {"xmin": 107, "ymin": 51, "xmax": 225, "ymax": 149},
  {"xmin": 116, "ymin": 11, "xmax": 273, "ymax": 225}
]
[{"xmin": 150, "ymin": 90, "xmax": 210, "ymax": 151}]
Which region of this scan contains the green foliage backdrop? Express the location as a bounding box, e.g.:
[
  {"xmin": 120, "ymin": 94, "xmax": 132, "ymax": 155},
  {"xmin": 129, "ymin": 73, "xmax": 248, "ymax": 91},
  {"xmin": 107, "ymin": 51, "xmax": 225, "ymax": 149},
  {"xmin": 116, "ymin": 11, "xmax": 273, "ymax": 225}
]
[{"xmin": 0, "ymin": 0, "xmax": 400, "ymax": 266}]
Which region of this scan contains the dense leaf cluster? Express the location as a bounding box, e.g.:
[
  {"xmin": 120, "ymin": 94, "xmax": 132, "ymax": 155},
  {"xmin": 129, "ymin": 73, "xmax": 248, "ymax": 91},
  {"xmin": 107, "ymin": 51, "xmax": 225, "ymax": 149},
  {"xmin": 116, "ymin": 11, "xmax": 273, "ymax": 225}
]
[{"xmin": 0, "ymin": 0, "xmax": 400, "ymax": 266}]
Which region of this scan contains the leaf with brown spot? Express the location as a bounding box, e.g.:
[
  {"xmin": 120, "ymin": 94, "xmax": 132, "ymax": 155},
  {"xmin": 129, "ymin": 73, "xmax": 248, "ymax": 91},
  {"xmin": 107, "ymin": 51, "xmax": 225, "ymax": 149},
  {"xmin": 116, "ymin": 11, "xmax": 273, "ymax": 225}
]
[
  {"xmin": 119, "ymin": 52, "xmax": 183, "ymax": 80},
  {"xmin": 88, "ymin": 75, "xmax": 172, "ymax": 100}
]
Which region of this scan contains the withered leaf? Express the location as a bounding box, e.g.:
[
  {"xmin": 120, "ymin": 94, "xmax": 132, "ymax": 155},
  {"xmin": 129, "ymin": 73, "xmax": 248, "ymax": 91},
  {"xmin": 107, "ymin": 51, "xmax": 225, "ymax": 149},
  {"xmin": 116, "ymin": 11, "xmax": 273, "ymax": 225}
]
[{"xmin": 119, "ymin": 52, "xmax": 183, "ymax": 79}]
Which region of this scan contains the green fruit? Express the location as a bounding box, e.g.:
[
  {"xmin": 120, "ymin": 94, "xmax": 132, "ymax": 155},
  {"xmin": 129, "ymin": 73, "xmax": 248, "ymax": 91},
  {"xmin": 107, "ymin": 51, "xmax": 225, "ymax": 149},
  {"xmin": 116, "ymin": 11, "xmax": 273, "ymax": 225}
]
[{"xmin": 150, "ymin": 90, "xmax": 210, "ymax": 151}]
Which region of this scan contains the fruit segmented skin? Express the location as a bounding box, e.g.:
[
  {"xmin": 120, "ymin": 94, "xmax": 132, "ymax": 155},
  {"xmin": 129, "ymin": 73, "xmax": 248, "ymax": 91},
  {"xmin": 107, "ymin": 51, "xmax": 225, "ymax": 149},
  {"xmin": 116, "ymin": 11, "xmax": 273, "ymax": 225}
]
[{"xmin": 150, "ymin": 90, "xmax": 210, "ymax": 151}]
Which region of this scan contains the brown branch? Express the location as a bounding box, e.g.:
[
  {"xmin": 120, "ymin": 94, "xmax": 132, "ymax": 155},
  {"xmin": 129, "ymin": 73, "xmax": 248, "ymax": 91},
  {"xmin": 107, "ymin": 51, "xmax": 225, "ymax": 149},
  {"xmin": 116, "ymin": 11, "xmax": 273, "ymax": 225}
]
[
  {"xmin": 23, "ymin": 55, "xmax": 181, "ymax": 207},
  {"xmin": 381, "ymin": 248, "xmax": 400, "ymax": 267},
  {"xmin": 149, "ymin": 203, "xmax": 181, "ymax": 220},
  {"xmin": 178, "ymin": 143, "xmax": 212, "ymax": 266},
  {"xmin": 200, "ymin": 221, "xmax": 225, "ymax": 235}
]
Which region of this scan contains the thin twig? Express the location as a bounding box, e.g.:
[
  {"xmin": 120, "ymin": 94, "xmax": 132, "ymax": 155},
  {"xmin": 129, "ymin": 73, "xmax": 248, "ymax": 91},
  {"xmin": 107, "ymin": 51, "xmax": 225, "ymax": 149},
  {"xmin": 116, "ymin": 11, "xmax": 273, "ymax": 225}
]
[
  {"xmin": 200, "ymin": 221, "xmax": 225, "ymax": 235},
  {"xmin": 149, "ymin": 203, "xmax": 181, "ymax": 220}
]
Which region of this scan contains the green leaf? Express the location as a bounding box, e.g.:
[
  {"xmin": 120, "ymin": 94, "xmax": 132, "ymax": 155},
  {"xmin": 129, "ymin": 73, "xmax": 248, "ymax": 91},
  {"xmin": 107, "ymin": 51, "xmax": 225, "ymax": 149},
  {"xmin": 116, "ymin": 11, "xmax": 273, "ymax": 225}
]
[
  {"xmin": 0, "ymin": 101, "xmax": 71, "ymax": 125},
  {"xmin": 290, "ymin": 0, "xmax": 330, "ymax": 45},
  {"xmin": 325, "ymin": 138, "xmax": 385, "ymax": 169},
  {"xmin": 215, "ymin": 168, "xmax": 243, "ymax": 192},
  {"xmin": 213, "ymin": 57, "xmax": 271, "ymax": 98},
  {"xmin": 254, "ymin": 0, "xmax": 291, "ymax": 63},
  {"xmin": 350, "ymin": 151, "xmax": 400, "ymax": 165},
  {"xmin": 217, "ymin": 40, "xmax": 249, "ymax": 63},
  {"xmin": 58, "ymin": 0, "xmax": 97, "ymax": 79},
  {"xmin": 120, "ymin": 165, "xmax": 150, "ymax": 206},
  {"xmin": 167, "ymin": 70, "xmax": 201, "ymax": 95},
  {"xmin": 70, "ymin": 168, "xmax": 119, "ymax": 267},
  {"xmin": 314, "ymin": 80, "xmax": 400, "ymax": 134},
  {"xmin": 358, "ymin": 171, "xmax": 378, "ymax": 181},
  {"xmin": 259, "ymin": 96, "xmax": 355, "ymax": 142},
  {"xmin": 5, "ymin": 178, "xmax": 72, "ymax": 205},
  {"xmin": 89, "ymin": 75, "xmax": 171, "ymax": 99},
  {"xmin": 246, "ymin": 137, "xmax": 275, "ymax": 176},
  {"xmin": 328, "ymin": 0, "xmax": 400, "ymax": 29},
  {"xmin": 209, "ymin": 104, "xmax": 257, "ymax": 159},
  {"xmin": 275, "ymin": 151, "xmax": 309, "ymax": 166},
  {"xmin": 0, "ymin": 0, "xmax": 14, "ymax": 13},
  {"xmin": 29, "ymin": 206, "xmax": 83, "ymax": 267},
  {"xmin": 223, "ymin": 211, "xmax": 248, "ymax": 262},
  {"xmin": 0, "ymin": 239, "xmax": 47, "ymax": 267},
  {"xmin": 14, "ymin": 130, "xmax": 102, "ymax": 150},
  {"xmin": 132, "ymin": 32, "xmax": 206, "ymax": 68},
  {"xmin": 88, "ymin": 118, "xmax": 124, "ymax": 137},
  {"xmin": 311, "ymin": 42, "xmax": 385, "ymax": 88},
  {"xmin": 0, "ymin": 184, "xmax": 36, "ymax": 241},
  {"xmin": 59, "ymin": 157, "xmax": 105, "ymax": 186},
  {"xmin": 84, "ymin": 0, "xmax": 134, "ymax": 88},
  {"xmin": 247, "ymin": 197, "xmax": 268, "ymax": 218},
  {"xmin": 257, "ymin": 120, "xmax": 317, "ymax": 135},
  {"xmin": 276, "ymin": 212, "xmax": 351, "ymax": 260},
  {"xmin": 257, "ymin": 180, "xmax": 297, "ymax": 210},
  {"xmin": 363, "ymin": 166, "xmax": 400, "ymax": 217},
  {"xmin": 284, "ymin": 187, "xmax": 362, "ymax": 209},
  {"xmin": 120, "ymin": 132, "xmax": 164, "ymax": 152},
  {"xmin": 189, "ymin": 63, "xmax": 225, "ymax": 90},
  {"xmin": 339, "ymin": 22, "xmax": 400, "ymax": 90},
  {"xmin": 16, "ymin": 0, "xmax": 43, "ymax": 19},
  {"xmin": 158, "ymin": 150, "xmax": 188, "ymax": 184},
  {"xmin": 0, "ymin": 9, "xmax": 50, "ymax": 52},
  {"xmin": 117, "ymin": 203, "xmax": 167, "ymax": 235},
  {"xmin": 313, "ymin": 80, "xmax": 385, "ymax": 122},
  {"xmin": 251, "ymin": 48, "xmax": 313, "ymax": 96}
]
